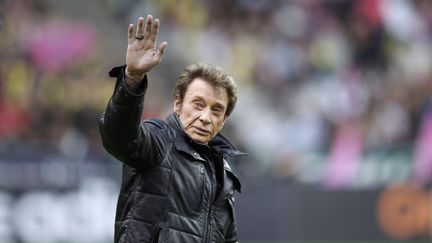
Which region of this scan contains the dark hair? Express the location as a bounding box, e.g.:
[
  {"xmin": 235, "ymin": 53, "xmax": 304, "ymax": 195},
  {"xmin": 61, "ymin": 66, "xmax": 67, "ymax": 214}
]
[{"xmin": 172, "ymin": 63, "xmax": 238, "ymax": 117}]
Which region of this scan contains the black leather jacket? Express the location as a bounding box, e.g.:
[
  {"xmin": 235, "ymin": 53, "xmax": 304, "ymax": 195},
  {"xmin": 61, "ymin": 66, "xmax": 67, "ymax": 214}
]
[{"xmin": 99, "ymin": 66, "xmax": 244, "ymax": 243}]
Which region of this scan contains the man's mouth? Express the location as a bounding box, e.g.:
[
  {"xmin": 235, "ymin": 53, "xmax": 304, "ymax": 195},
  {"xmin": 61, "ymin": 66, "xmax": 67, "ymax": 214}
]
[{"xmin": 194, "ymin": 127, "xmax": 211, "ymax": 136}]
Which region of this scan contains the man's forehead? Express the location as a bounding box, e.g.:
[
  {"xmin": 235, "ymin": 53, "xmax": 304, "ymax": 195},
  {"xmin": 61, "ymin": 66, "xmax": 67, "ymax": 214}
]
[
  {"xmin": 186, "ymin": 78, "xmax": 227, "ymax": 96},
  {"xmin": 184, "ymin": 79, "xmax": 228, "ymax": 106}
]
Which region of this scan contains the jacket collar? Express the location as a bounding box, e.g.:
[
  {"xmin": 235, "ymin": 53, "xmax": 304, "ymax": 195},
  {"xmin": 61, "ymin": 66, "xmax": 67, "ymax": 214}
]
[{"xmin": 166, "ymin": 113, "xmax": 246, "ymax": 158}]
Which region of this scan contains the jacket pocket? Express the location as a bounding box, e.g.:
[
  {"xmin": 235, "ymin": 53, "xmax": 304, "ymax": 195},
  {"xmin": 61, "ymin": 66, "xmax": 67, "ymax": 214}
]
[
  {"xmin": 172, "ymin": 144, "xmax": 206, "ymax": 215},
  {"xmin": 151, "ymin": 228, "xmax": 162, "ymax": 243},
  {"xmin": 151, "ymin": 221, "xmax": 168, "ymax": 243}
]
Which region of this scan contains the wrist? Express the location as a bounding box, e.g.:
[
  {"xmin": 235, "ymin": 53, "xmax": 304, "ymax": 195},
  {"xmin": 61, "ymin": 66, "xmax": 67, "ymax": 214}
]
[
  {"xmin": 125, "ymin": 69, "xmax": 145, "ymax": 86},
  {"xmin": 125, "ymin": 67, "xmax": 146, "ymax": 82}
]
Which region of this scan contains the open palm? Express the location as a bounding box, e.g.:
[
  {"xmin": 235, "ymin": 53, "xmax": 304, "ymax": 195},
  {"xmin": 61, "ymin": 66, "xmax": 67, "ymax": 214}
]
[{"xmin": 126, "ymin": 15, "xmax": 167, "ymax": 77}]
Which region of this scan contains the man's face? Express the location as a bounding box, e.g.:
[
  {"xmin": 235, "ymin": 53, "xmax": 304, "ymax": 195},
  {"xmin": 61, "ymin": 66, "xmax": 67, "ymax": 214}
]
[{"xmin": 174, "ymin": 77, "xmax": 229, "ymax": 144}]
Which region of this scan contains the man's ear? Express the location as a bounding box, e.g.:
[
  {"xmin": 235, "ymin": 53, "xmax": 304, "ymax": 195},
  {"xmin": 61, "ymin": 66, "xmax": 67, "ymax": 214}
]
[{"xmin": 173, "ymin": 95, "xmax": 181, "ymax": 115}]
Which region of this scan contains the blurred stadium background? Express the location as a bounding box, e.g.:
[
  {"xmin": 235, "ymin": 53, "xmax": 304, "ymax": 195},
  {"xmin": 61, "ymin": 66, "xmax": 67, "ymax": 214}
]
[{"xmin": 1, "ymin": 0, "xmax": 432, "ymax": 242}]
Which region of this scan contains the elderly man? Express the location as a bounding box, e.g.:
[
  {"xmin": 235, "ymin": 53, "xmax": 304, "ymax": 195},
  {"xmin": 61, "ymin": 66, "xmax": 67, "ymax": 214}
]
[{"xmin": 99, "ymin": 15, "xmax": 245, "ymax": 243}]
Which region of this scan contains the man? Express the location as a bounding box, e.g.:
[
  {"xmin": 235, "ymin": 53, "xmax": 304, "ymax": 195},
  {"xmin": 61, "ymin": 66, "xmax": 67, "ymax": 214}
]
[{"xmin": 99, "ymin": 15, "xmax": 245, "ymax": 243}]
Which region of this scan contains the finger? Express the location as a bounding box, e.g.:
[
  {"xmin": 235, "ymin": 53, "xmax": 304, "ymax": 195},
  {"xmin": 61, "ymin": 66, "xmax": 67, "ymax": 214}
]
[
  {"xmin": 150, "ymin": 18, "xmax": 160, "ymax": 45},
  {"xmin": 144, "ymin": 15, "xmax": 153, "ymax": 40},
  {"xmin": 127, "ymin": 24, "xmax": 134, "ymax": 44},
  {"xmin": 136, "ymin": 17, "xmax": 144, "ymax": 38},
  {"xmin": 157, "ymin": 41, "xmax": 168, "ymax": 58}
]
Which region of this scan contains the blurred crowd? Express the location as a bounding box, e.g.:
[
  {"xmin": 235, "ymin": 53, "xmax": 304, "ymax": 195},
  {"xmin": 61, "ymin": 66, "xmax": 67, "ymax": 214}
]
[{"xmin": 1, "ymin": 0, "xmax": 431, "ymax": 185}]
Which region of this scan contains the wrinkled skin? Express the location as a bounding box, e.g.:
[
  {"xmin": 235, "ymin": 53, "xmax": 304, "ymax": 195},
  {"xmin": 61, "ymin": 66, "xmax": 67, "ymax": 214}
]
[{"xmin": 174, "ymin": 77, "xmax": 228, "ymax": 144}]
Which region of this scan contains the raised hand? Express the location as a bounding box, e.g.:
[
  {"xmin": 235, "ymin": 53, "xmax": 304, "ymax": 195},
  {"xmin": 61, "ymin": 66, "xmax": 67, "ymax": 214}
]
[{"xmin": 125, "ymin": 15, "xmax": 167, "ymax": 82}]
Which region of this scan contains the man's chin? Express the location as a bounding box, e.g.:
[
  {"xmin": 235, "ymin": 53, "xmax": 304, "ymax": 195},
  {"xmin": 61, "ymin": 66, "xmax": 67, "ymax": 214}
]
[{"xmin": 191, "ymin": 135, "xmax": 210, "ymax": 144}]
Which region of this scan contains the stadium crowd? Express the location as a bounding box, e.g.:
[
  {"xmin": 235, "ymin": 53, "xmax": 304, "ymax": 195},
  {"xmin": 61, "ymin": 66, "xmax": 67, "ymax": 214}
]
[{"xmin": 1, "ymin": 0, "xmax": 431, "ymax": 185}]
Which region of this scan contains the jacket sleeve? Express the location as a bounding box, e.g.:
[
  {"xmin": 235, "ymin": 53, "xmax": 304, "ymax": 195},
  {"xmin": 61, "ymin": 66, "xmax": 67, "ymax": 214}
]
[
  {"xmin": 225, "ymin": 220, "xmax": 239, "ymax": 243},
  {"xmin": 98, "ymin": 65, "xmax": 165, "ymax": 170},
  {"xmin": 225, "ymin": 196, "xmax": 239, "ymax": 243}
]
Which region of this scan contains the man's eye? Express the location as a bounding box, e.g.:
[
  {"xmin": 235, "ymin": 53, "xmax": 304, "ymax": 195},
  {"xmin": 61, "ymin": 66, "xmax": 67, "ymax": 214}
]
[
  {"xmin": 212, "ymin": 108, "xmax": 223, "ymax": 115},
  {"xmin": 194, "ymin": 102, "xmax": 204, "ymax": 109}
]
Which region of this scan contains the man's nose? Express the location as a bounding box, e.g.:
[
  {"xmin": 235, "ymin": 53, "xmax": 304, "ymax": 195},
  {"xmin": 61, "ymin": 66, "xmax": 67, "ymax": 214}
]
[{"xmin": 199, "ymin": 108, "xmax": 211, "ymax": 124}]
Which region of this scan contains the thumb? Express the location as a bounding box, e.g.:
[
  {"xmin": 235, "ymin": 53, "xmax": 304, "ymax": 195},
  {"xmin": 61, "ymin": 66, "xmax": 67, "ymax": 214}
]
[{"xmin": 157, "ymin": 41, "xmax": 168, "ymax": 57}]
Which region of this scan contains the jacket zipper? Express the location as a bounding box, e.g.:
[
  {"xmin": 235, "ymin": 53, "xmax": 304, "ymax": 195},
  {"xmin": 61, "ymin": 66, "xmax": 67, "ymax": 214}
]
[
  {"xmin": 204, "ymin": 152, "xmax": 225, "ymax": 242},
  {"xmin": 213, "ymin": 155, "xmax": 226, "ymax": 204},
  {"xmin": 205, "ymin": 205, "xmax": 215, "ymax": 243},
  {"xmin": 204, "ymin": 158, "xmax": 215, "ymax": 243}
]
